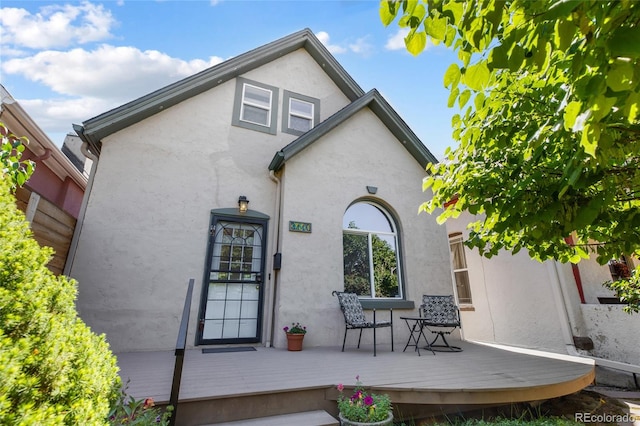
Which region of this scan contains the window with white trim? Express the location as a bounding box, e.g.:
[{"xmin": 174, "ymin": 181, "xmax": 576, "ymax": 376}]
[
  {"xmin": 232, "ymin": 78, "xmax": 278, "ymax": 135},
  {"xmin": 342, "ymin": 201, "xmax": 402, "ymax": 299},
  {"xmin": 449, "ymin": 233, "xmax": 472, "ymax": 304},
  {"xmin": 282, "ymin": 90, "xmax": 320, "ymax": 136}
]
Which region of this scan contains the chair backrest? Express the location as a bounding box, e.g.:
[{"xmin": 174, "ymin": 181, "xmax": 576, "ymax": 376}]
[
  {"xmin": 334, "ymin": 291, "xmax": 368, "ymax": 326},
  {"xmin": 420, "ymin": 295, "xmax": 460, "ymax": 326}
]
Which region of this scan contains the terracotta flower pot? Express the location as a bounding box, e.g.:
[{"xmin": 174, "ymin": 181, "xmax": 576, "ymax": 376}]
[
  {"xmin": 286, "ymin": 333, "xmax": 305, "ymax": 351},
  {"xmin": 338, "ymin": 411, "xmax": 393, "ymax": 426}
]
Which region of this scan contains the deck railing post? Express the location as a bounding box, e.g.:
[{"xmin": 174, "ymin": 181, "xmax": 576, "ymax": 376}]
[{"xmin": 168, "ymin": 278, "xmax": 195, "ymax": 426}]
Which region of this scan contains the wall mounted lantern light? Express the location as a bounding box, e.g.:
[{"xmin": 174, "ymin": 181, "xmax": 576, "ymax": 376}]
[{"xmin": 238, "ymin": 195, "xmax": 249, "ymax": 213}]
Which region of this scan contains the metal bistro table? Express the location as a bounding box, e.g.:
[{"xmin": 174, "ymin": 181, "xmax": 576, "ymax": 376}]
[{"xmin": 400, "ymin": 316, "xmax": 435, "ymax": 356}]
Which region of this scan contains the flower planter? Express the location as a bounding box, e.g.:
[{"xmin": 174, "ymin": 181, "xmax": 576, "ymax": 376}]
[
  {"xmin": 286, "ymin": 333, "xmax": 305, "ymax": 351},
  {"xmin": 338, "ymin": 411, "xmax": 393, "ymax": 426}
]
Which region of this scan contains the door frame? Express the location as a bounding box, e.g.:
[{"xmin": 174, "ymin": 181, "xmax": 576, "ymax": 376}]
[{"xmin": 197, "ymin": 208, "xmax": 269, "ymax": 345}]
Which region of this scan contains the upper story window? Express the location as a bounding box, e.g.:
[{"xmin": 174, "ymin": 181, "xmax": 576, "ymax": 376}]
[
  {"xmin": 449, "ymin": 233, "xmax": 472, "ymax": 304},
  {"xmin": 232, "ymin": 78, "xmax": 278, "ymax": 135},
  {"xmin": 343, "ymin": 201, "xmax": 403, "ymax": 299},
  {"xmin": 282, "ymin": 90, "xmax": 320, "ymax": 136},
  {"xmin": 242, "ymin": 84, "xmax": 272, "ymax": 126}
]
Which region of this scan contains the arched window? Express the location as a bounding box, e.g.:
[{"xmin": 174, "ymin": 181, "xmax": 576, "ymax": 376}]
[{"xmin": 342, "ymin": 201, "xmax": 402, "ymax": 298}]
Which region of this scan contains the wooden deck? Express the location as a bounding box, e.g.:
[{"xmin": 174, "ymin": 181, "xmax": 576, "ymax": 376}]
[{"xmin": 116, "ymin": 341, "xmax": 595, "ymax": 425}]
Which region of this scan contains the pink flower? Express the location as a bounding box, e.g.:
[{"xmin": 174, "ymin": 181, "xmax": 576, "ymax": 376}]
[
  {"xmin": 364, "ymin": 395, "xmax": 374, "ymax": 406},
  {"xmin": 337, "ymin": 383, "xmax": 344, "ymax": 392},
  {"xmin": 143, "ymin": 398, "xmax": 155, "ymax": 409}
]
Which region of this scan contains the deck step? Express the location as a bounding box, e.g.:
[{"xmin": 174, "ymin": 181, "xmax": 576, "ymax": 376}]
[{"xmin": 205, "ymin": 410, "xmax": 338, "ymax": 426}]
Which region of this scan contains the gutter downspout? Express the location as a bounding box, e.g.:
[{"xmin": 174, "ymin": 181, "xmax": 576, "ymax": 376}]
[
  {"xmin": 265, "ymin": 170, "xmax": 282, "ymax": 348},
  {"xmin": 548, "ymin": 261, "xmax": 640, "ymax": 381},
  {"xmin": 63, "ymin": 141, "xmax": 98, "ymax": 276}
]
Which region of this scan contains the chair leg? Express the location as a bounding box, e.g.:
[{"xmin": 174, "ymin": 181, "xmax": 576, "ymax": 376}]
[
  {"xmin": 342, "ymin": 327, "xmax": 347, "ymax": 352},
  {"xmin": 390, "ymin": 309, "xmax": 394, "ymax": 352},
  {"xmin": 357, "ymin": 329, "xmax": 363, "ymax": 349}
]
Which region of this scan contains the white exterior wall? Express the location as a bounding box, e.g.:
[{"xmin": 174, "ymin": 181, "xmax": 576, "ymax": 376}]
[
  {"xmin": 70, "ymin": 50, "xmax": 352, "ymax": 352},
  {"xmin": 273, "ymin": 108, "xmax": 453, "ymax": 349},
  {"xmin": 69, "ymin": 48, "xmax": 453, "ymax": 353},
  {"xmin": 447, "ymin": 212, "xmax": 640, "ymax": 366},
  {"xmin": 447, "ymin": 213, "xmax": 567, "ymax": 352}
]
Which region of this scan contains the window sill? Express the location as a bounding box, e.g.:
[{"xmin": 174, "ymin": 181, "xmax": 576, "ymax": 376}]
[
  {"xmin": 459, "ymin": 305, "xmax": 475, "ymax": 312},
  {"xmin": 360, "ymin": 299, "xmax": 415, "ymax": 310}
]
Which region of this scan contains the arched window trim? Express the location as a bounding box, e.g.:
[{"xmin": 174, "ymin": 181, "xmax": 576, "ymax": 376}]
[{"xmin": 342, "ymin": 199, "xmax": 405, "ymax": 300}]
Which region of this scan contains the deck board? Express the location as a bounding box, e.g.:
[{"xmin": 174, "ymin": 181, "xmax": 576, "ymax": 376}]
[{"xmin": 116, "ymin": 341, "xmax": 594, "ymax": 407}]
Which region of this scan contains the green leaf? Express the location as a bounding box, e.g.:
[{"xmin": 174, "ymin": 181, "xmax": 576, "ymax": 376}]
[
  {"xmin": 606, "ymin": 27, "xmax": 640, "ymax": 58},
  {"xmin": 607, "ymin": 62, "xmax": 635, "ymax": 92},
  {"xmin": 574, "ymin": 197, "xmax": 604, "ymax": 229},
  {"xmin": 624, "ymin": 90, "xmax": 640, "ymax": 123},
  {"xmin": 555, "ymin": 19, "xmax": 576, "ymax": 52},
  {"xmin": 405, "ymin": 30, "xmax": 427, "ymax": 55},
  {"xmin": 563, "ymin": 101, "xmax": 582, "ymax": 131},
  {"xmin": 463, "ymin": 62, "xmax": 491, "ymax": 91},
  {"xmin": 424, "ymin": 15, "xmax": 447, "ymax": 41},
  {"xmin": 448, "ymin": 87, "xmax": 460, "ymax": 107},
  {"xmin": 542, "ymin": 0, "xmax": 581, "ymax": 22},
  {"xmin": 488, "ymin": 43, "xmax": 509, "ymax": 69},
  {"xmin": 444, "ymin": 63, "xmax": 461, "ymax": 89},
  {"xmin": 580, "ymin": 123, "xmax": 600, "ymax": 157},
  {"xmin": 508, "ymin": 45, "xmax": 525, "ymax": 71},
  {"xmin": 590, "ymin": 95, "xmax": 617, "ymax": 121},
  {"xmin": 379, "ymin": 1, "xmax": 398, "ymax": 26},
  {"xmin": 458, "ymin": 89, "xmax": 471, "ymax": 108}
]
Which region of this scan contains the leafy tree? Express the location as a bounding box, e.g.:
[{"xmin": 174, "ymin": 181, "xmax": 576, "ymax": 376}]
[
  {"xmin": 1, "ymin": 122, "xmax": 34, "ymax": 190},
  {"xmin": 380, "ymin": 0, "xmax": 640, "ymax": 312},
  {"xmin": 1, "ymin": 123, "xmax": 121, "ymax": 423}
]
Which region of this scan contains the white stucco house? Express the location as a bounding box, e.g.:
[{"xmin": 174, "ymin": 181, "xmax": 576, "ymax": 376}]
[
  {"xmin": 68, "ymin": 29, "xmax": 455, "ymax": 354},
  {"xmin": 67, "ymin": 29, "xmax": 638, "ymax": 389}
]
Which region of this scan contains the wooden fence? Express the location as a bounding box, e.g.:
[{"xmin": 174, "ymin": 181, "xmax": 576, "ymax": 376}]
[{"xmin": 14, "ymin": 186, "xmax": 77, "ymax": 276}]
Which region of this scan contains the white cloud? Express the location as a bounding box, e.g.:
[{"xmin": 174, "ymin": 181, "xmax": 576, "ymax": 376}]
[
  {"xmin": 315, "ymin": 31, "xmax": 347, "ymax": 55},
  {"xmin": 0, "ymin": 2, "xmax": 116, "ymax": 50},
  {"xmin": 349, "ymin": 36, "xmax": 373, "ymax": 57},
  {"xmin": 2, "ymin": 45, "xmax": 224, "ymax": 102},
  {"xmin": 385, "ymin": 28, "xmax": 410, "ymax": 51},
  {"xmin": 3, "ymin": 45, "xmax": 225, "ymax": 137}
]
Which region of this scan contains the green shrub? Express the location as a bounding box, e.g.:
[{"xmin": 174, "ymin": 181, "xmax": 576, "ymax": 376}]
[{"xmin": 0, "ymin": 171, "xmax": 120, "ymax": 423}]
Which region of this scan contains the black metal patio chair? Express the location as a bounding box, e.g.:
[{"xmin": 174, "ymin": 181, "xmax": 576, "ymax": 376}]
[
  {"xmin": 420, "ymin": 294, "xmax": 463, "ymax": 352},
  {"xmin": 332, "ymin": 291, "xmax": 393, "ymax": 357}
]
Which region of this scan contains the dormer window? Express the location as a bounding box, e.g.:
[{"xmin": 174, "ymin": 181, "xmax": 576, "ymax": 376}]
[
  {"xmin": 282, "ymin": 90, "xmax": 320, "ymax": 136},
  {"xmin": 242, "ymin": 84, "xmax": 272, "ymax": 126},
  {"xmin": 232, "ymin": 78, "xmax": 278, "ymax": 135}
]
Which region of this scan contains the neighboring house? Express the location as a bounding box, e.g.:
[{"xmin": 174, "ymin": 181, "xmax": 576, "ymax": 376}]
[
  {"xmin": 61, "ymin": 133, "xmax": 93, "ymax": 178},
  {"xmin": 69, "ymin": 29, "xmax": 454, "ymax": 353},
  {"xmin": 446, "ymin": 211, "xmax": 640, "ymax": 386},
  {"xmin": 1, "ymin": 85, "xmax": 87, "ymax": 275}
]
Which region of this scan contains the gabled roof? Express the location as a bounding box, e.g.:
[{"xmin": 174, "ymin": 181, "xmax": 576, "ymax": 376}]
[
  {"xmin": 74, "ymin": 28, "xmax": 365, "ymax": 156},
  {"xmin": 268, "ymin": 89, "xmax": 438, "ymax": 171}
]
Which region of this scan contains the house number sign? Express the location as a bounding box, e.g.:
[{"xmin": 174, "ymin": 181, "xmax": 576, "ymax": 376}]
[{"xmin": 289, "ymin": 221, "xmax": 312, "ymax": 233}]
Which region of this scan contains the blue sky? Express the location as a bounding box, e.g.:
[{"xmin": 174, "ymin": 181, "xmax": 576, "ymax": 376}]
[{"xmin": 0, "ymin": 0, "xmax": 458, "ymax": 159}]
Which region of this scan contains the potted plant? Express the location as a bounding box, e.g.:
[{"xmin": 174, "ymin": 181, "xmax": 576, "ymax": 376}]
[
  {"xmin": 283, "ymin": 322, "xmax": 307, "ymax": 351},
  {"xmin": 336, "ymin": 376, "xmax": 393, "ymax": 426}
]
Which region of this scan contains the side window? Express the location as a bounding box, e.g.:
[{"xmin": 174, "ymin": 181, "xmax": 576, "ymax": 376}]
[
  {"xmin": 449, "ymin": 233, "xmax": 472, "ymax": 304},
  {"xmin": 232, "ymin": 78, "xmax": 278, "ymax": 135},
  {"xmin": 282, "ymin": 90, "xmax": 320, "ymax": 136},
  {"xmin": 343, "ymin": 201, "xmax": 403, "ymax": 299}
]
